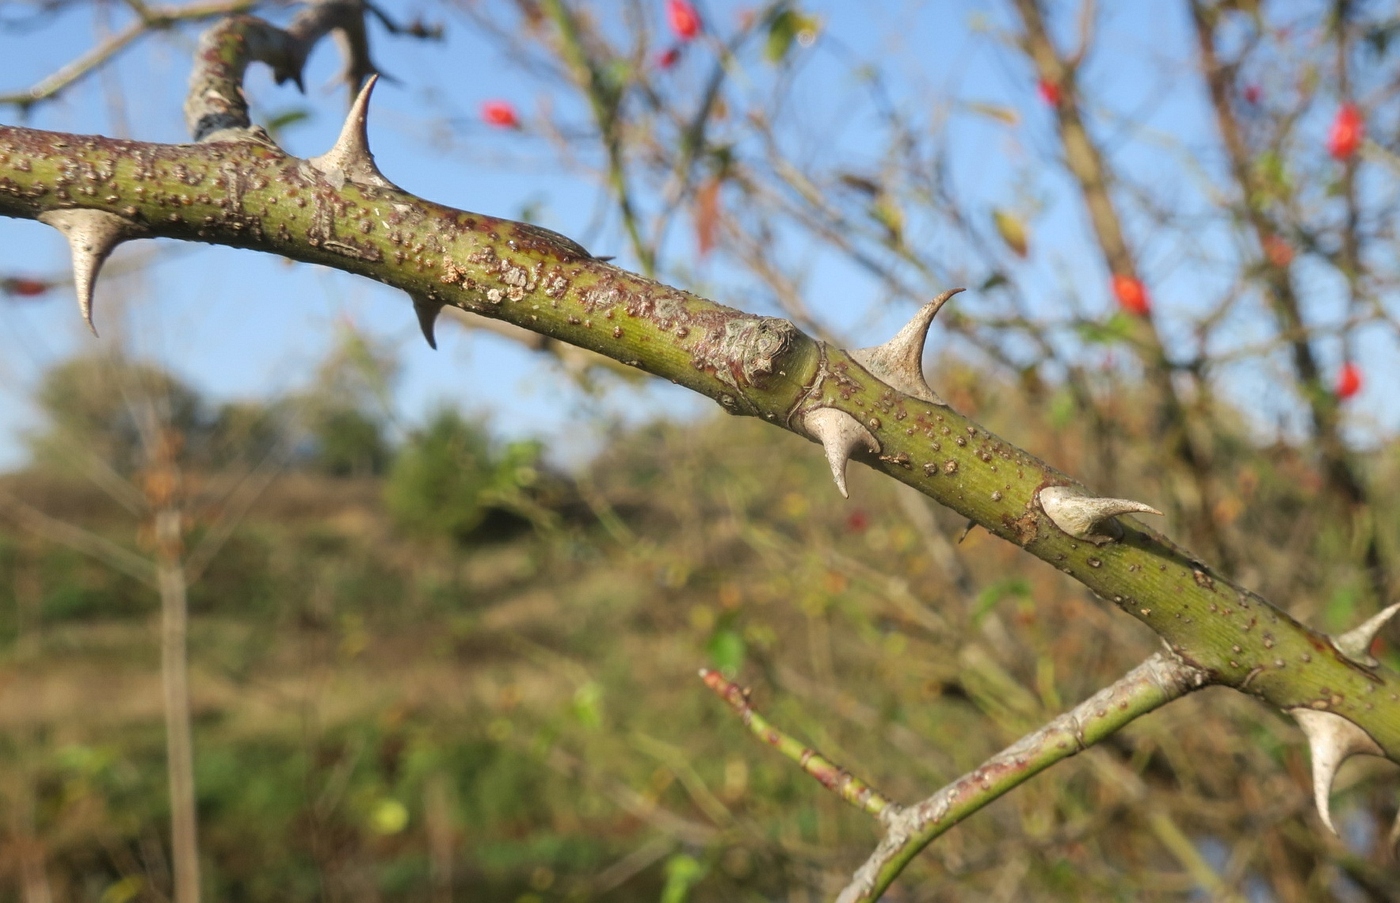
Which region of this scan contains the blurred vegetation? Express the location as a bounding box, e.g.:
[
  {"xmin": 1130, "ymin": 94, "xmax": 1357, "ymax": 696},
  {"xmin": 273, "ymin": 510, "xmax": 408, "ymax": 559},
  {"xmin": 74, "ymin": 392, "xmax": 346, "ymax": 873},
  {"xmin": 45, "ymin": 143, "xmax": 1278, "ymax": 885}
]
[
  {"xmin": 386, "ymin": 408, "xmax": 547, "ymax": 543},
  {"xmin": 27, "ymin": 354, "xmax": 207, "ymax": 477},
  {"xmin": 4, "ymin": 1, "xmax": 1400, "ymax": 898},
  {"xmin": 1, "ymin": 349, "xmax": 1398, "ymax": 902}
]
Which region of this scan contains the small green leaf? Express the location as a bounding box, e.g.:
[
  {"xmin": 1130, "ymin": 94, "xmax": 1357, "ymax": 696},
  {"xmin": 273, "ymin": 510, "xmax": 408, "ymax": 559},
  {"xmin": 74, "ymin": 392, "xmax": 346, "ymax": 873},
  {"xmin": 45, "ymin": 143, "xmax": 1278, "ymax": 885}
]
[
  {"xmin": 1325, "ymin": 585, "xmax": 1360, "ymax": 633},
  {"xmin": 572, "ymin": 680, "xmax": 604, "ymax": 729},
  {"xmin": 972, "ymin": 577, "xmax": 1031, "ymax": 625},
  {"xmin": 980, "ymin": 271, "xmax": 1009, "ymax": 291},
  {"xmin": 706, "ymin": 628, "xmax": 745, "ymax": 675},
  {"xmin": 1076, "ymin": 312, "xmax": 1134, "ymax": 345},
  {"xmin": 264, "ymin": 107, "xmax": 311, "ymax": 142},
  {"xmin": 869, "ymin": 196, "xmax": 904, "ymax": 244},
  {"xmin": 992, "ymin": 208, "xmax": 1029, "ymax": 256},
  {"xmin": 765, "ymin": 9, "xmax": 820, "ymax": 63},
  {"xmin": 369, "ymin": 798, "xmax": 410, "ymax": 835},
  {"xmin": 1049, "ymin": 388, "xmax": 1077, "ymax": 430},
  {"xmin": 101, "ymin": 876, "xmax": 144, "ymax": 903},
  {"xmin": 661, "ymin": 853, "xmax": 706, "ymax": 903},
  {"xmin": 1250, "ymin": 150, "xmax": 1292, "ymax": 205},
  {"xmin": 765, "ymin": 9, "xmax": 798, "ymax": 62}
]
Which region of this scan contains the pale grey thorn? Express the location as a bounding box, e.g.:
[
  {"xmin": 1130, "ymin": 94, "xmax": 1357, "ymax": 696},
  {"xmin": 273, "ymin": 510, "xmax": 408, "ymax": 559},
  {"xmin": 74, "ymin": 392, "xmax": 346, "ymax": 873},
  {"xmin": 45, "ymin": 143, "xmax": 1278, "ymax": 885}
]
[
  {"xmin": 308, "ymin": 74, "xmax": 394, "ymax": 190},
  {"xmin": 1038, "ymin": 485, "xmax": 1162, "ymax": 542},
  {"xmin": 411, "ymin": 293, "xmax": 444, "ymax": 350},
  {"xmin": 1333, "ymin": 603, "xmax": 1400, "ymax": 668},
  {"xmin": 37, "ymin": 208, "xmax": 146, "ymax": 336},
  {"xmin": 1289, "ymin": 708, "xmax": 1383, "ymax": 835},
  {"xmin": 850, "ymin": 288, "xmax": 964, "ymax": 405},
  {"xmin": 802, "ymin": 408, "xmax": 880, "ymax": 499}
]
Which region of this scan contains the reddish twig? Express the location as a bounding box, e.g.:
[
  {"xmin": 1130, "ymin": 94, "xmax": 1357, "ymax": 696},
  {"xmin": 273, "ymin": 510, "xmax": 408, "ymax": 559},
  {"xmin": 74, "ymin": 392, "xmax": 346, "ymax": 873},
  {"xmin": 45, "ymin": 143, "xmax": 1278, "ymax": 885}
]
[{"xmin": 699, "ymin": 668, "xmax": 899, "ymax": 820}]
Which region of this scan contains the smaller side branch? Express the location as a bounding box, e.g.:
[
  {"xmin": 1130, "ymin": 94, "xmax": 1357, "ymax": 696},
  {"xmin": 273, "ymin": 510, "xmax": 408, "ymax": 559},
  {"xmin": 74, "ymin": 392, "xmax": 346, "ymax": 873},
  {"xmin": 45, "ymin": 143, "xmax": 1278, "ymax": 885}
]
[
  {"xmin": 837, "ymin": 651, "xmax": 1210, "ymax": 903},
  {"xmin": 184, "ymin": 0, "xmax": 435, "ymax": 142},
  {"xmin": 699, "ymin": 668, "xmax": 899, "ymax": 820},
  {"xmin": 542, "ymin": 0, "xmax": 654, "ymax": 275},
  {"xmin": 0, "ymin": 0, "xmax": 259, "ymax": 110},
  {"xmin": 0, "ymin": 488, "xmax": 156, "ymax": 586}
]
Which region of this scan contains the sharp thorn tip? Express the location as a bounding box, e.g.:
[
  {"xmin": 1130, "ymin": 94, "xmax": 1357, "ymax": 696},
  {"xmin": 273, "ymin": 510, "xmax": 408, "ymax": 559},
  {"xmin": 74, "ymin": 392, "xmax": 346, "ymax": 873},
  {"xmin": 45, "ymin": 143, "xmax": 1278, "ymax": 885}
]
[
  {"xmin": 308, "ymin": 74, "xmax": 392, "ymax": 188},
  {"xmin": 38, "ymin": 209, "xmax": 143, "ymax": 338},
  {"xmin": 1335, "ymin": 602, "xmax": 1400, "ymax": 665},
  {"xmin": 1291, "ymin": 708, "xmax": 1383, "ymax": 836},
  {"xmin": 850, "ymin": 288, "xmax": 964, "ymax": 404},
  {"xmin": 802, "ymin": 408, "xmax": 878, "ymax": 500},
  {"xmin": 1038, "ymin": 486, "xmax": 1160, "ymax": 540},
  {"xmin": 411, "ymin": 294, "xmax": 443, "ymax": 350}
]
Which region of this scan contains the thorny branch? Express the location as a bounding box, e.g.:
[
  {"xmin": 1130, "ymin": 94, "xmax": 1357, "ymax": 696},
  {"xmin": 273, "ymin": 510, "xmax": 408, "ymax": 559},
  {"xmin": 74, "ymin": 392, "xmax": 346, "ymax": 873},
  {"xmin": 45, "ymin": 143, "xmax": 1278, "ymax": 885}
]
[{"xmin": 2, "ymin": 3, "xmax": 1400, "ymax": 899}]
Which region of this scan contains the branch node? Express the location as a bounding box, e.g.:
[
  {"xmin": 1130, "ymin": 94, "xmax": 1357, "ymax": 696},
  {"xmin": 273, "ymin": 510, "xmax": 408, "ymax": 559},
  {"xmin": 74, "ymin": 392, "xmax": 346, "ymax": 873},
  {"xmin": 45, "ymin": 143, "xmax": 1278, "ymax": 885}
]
[
  {"xmin": 849, "ymin": 288, "xmax": 963, "ymax": 405},
  {"xmin": 801, "ymin": 408, "xmax": 880, "ymax": 499},
  {"xmin": 37, "ymin": 208, "xmax": 146, "ymax": 335}
]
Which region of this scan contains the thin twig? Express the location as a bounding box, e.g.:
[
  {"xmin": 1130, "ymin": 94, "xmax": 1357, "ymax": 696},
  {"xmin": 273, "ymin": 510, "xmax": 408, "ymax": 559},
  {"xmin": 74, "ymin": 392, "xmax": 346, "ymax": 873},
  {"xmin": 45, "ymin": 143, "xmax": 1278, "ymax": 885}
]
[
  {"xmin": 0, "ymin": 0, "xmax": 263, "ymax": 109},
  {"xmin": 836, "ymin": 651, "xmax": 1209, "ymax": 902},
  {"xmin": 0, "ymin": 487, "xmax": 155, "ymax": 585},
  {"xmin": 699, "ymin": 668, "xmax": 899, "ymax": 820},
  {"xmin": 542, "ymin": 0, "xmax": 655, "ymax": 275}
]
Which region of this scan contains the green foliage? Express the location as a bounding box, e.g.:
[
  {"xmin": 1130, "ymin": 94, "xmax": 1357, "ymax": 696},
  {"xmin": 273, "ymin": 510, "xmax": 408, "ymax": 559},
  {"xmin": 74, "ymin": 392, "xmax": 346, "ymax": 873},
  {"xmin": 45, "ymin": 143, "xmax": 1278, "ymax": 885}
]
[
  {"xmin": 22, "ymin": 348, "xmax": 381, "ymax": 477},
  {"xmin": 661, "ymin": 853, "xmax": 706, "ymax": 903},
  {"xmin": 763, "ymin": 6, "xmax": 820, "ymax": 64},
  {"xmin": 262, "ymin": 106, "xmax": 310, "ymax": 142},
  {"xmin": 385, "ymin": 407, "xmax": 542, "ymax": 542},
  {"xmin": 704, "ymin": 622, "xmax": 745, "ymax": 676},
  {"xmin": 2, "ymin": 367, "xmax": 1398, "ymax": 900},
  {"xmin": 28, "ymin": 353, "xmax": 206, "ymax": 474},
  {"xmin": 297, "ymin": 325, "xmax": 399, "ymax": 477},
  {"xmin": 207, "ymin": 400, "xmax": 291, "ymax": 468},
  {"xmin": 1074, "ymin": 311, "xmax": 1135, "ymax": 345},
  {"xmin": 971, "ymin": 576, "xmax": 1032, "ymax": 625},
  {"xmin": 309, "ymin": 407, "xmax": 390, "ymax": 477}
]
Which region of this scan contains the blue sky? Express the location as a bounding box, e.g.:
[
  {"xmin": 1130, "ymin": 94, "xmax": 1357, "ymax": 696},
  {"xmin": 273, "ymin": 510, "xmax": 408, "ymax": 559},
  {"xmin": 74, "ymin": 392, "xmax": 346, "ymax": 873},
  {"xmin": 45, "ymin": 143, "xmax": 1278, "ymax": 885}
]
[{"xmin": 1, "ymin": 1, "xmax": 1394, "ymax": 470}]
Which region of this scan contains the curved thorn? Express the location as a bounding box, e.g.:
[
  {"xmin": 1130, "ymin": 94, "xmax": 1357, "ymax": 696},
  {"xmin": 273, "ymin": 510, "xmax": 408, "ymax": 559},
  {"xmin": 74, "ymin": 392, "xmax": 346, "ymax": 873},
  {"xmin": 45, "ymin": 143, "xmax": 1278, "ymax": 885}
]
[
  {"xmin": 308, "ymin": 74, "xmax": 393, "ymax": 189},
  {"xmin": 1334, "ymin": 603, "xmax": 1400, "ymax": 667},
  {"xmin": 1038, "ymin": 485, "xmax": 1162, "ymax": 541},
  {"xmin": 1290, "ymin": 708, "xmax": 1383, "ymax": 834},
  {"xmin": 850, "ymin": 288, "xmax": 963, "ymax": 405},
  {"xmin": 37, "ymin": 209, "xmax": 145, "ymax": 336},
  {"xmin": 411, "ymin": 293, "xmax": 444, "ymax": 350},
  {"xmin": 802, "ymin": 408, "xmax": 879, "ymax": 499}
]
